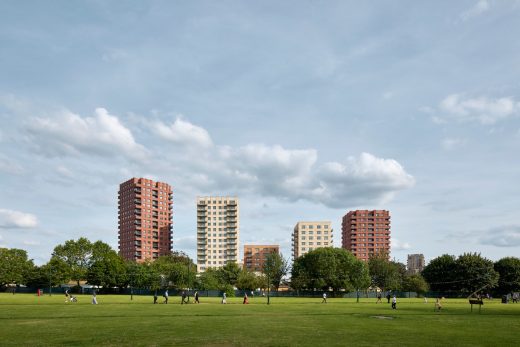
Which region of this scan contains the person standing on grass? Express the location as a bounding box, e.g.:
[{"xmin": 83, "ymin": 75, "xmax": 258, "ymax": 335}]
[
  {"xmin": 391, "ymin": 295, "xmax": 397, "ymax": 310},
  {"xmin": 65, "ymin": 289, "xmax": 69, "ymax": 303},
  {"xmin": 376, "ymin": 293, "xmax": 382, "ymax": 303},
  {"xmin": 92, "ymin": 289, "xmax": 98, "ymax": 305},
  {"xmin": 386, "ymin": 292, "xmax": 391, "ymax": 303},
  {"xmin": 194, "ymin": 291, "xmax": 200, "ymax": 304},
  {"xmin": 163, "ymin": 289, "xmax": 169, "ymax": 304},
  {"xmin": 222, "ymin": 292, "xmax": 227, "ymax": 304},
  {"xmin": 181, "ymin": 291, "xmax": 187, "ymax": 304},
  {"xmin": 322, "ymin": 292, "xmax": 327, "ymax": 303},
  {"xmin": 435, "ymin": 298, "xmax": 442, "ymax": 311},
  {"xmin": 153, "ymin": 292, "xmax": 158, "ymax": 304},
  {"xmin": 243, "ymin": 293, "xmax": 249, "ymax": 304}
]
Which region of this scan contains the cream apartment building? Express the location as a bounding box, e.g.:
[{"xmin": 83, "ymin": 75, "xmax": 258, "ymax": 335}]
[
  {"xmin": 292, "ymin": 221, "xmax": 333, "ymax": 260},
  {"xmin": 197, "ymin": 196, "xmax": 239, "ymax": 272}
]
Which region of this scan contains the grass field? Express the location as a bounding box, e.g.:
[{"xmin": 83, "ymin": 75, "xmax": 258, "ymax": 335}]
[{"xmin": 1, "ymin": 293, "xmax": 519, "ymax": 346}]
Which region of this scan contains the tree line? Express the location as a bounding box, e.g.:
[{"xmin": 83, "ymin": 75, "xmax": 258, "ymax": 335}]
[{"xmin": 1, "ymin": 238, "xmax": 519, "ymax": 296}]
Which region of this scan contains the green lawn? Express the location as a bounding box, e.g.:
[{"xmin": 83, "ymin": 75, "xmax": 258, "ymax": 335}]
[{"xmin": 0, "ymin": 293, "xmax": 519, "ymax": 346}]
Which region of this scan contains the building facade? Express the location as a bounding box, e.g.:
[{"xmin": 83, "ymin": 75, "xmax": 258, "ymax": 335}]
[
  {"xmin": 341, "ymin": 210, "xmax": 390, "ymax": 261},
  {"xmin": 292, "ymin": 221, "xmax": 333, "ymax": 260},
  {"xmin": 118, "ymin": 177, "xmax": 173, "ymax": 262},
  {"xmin": 196, "ymin": 196, "xmax": 239, "ymax": 272},
  {"xmin": 407, "ymin": 254, "xmax": 425, "ymax": 275},
  {"xmin": 243, "ymin": 245, "xmax": 279, "ymax": 272}
]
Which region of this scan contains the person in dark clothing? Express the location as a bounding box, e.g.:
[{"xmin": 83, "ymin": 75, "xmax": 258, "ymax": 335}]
[
  {"xmin": 181, "ymin": 291, "xmax": 187, "ymax": 304},
  {"xmin": 386, "ymin": 293, "xmax": 391, "ymax": 303},
  {"xmin": 153, "ymin": 293, "xmax": 158, "ymax": 304},
  {"xmin": 194, "ymin": 291, "xmax": 200, "ymax": 304}
]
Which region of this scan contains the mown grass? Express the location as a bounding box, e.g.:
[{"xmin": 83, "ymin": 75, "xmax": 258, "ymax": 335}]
[{"xmin": 0, "ymin": 293, "xmax": 519, "ymax": 346}]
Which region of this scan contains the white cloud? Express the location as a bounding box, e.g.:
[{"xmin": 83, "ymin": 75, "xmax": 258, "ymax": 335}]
[
  {"xmin": 157, "ymin": 119, "xmax": 415, "ymax": 207},
  {"xmin": 479, "ymin": 225, "xmax": 520, "ymax": 247},
  {"xmin": 312, "ymin": 153, "xmax": 415, "ymax": 207},
  {"xmin": 26, "ymin": 108, "xmax": 148, "ymax": 160},
  {"xmin": 391, "ymin": 238, "xmax": 412, "ymax": 251},
  {"xmin": 22, "ymin": 240, "xmax": 40, "ymax": 246},
  {"xmin": 441, "ymin": 137, "xmax": 467, "ymax": 150},
  {"xmin": 151, "ymin": 117, "xmax": 213, "ymax": 148},
  {"xmin": 438, "ymin": 94, "xmax": 519, "ymax": 124},
  {"xmin": 0, "ymin": 209, "xmax": 38, "ymax": 229},
  {"xmin": 460, "ymin": 0, "xmax": 490, "ymax": 21}
]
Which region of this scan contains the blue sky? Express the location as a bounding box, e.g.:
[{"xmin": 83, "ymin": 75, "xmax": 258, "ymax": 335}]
[{"xmin": 1, "ymin": 0, "xmax": 519, "ymax": 265}]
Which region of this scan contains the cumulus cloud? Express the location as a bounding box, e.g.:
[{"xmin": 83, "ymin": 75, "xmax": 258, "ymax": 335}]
[
  {"xmin": 151, "ymin": 118, "xmax": 213, "ymax": 148},
  {"xmin": 438, "ymin": 94, "xmax": 520, "ymax": 124},
  {"xmin": 391, "ymin": 238, "xmax": 412, "ymax": 251},
  {"xmin": 0, "ymin": 209, "xmax": 38, "ymax": 228},
  {"xmin": 312, "ymin": 153, "xmax": 415, "ymax": 207},
  {"xmin": 460, "ymin": 0, "xmax": 490, "ymax": 21},
  {"xmin": 26, "ymin": 108, "xmax": 148, "ymax": 160},
  {"xmin": 152, "ymin": 118, "xmax": 415, "ymax": 208},
  {"xmin": 479, "ymin": 225, "xmax": 520, "ymax": 247}
]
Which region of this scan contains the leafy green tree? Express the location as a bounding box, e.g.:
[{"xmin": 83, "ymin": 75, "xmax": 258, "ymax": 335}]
[
  {"xmin": 236, "ymin": 269, "xmax": 259, "ymax": 291},
  {"xmin": 291, "ymin": 248, "xmax": 369, "ymax": 292},
  {"xmin": 52, "ymin": 237, "xmax": 93, "ymax": 287},
  {"xmin": 262, "ymin": 253, "xmax": 289, "ymax": 290},
  {"xmin": 151, "ymin": 253, "xmax": 196, "ymax": 289},
  {"xmin": 87, "ymin": 251, "xmax": 126, "ymax": 288},
  {"xmin": 219, "ymin": 262, "xmax": 241, "ymax": 287},
  {"xmin": 455, "ymin": 253, "xmax": 498, "ymax": 295},
  {"xmin": 402, "ymin": 274, "xmax": 429, "ymax": 296},
  {"xmin": 421, "ymin": 254, "xmax": 457, "ymax": 292},
  {"xmin": 26, "ymin": 257, "xmax": 69, "ymax": 288},
  {"xmin": 494, "ymin": 257, "xmax": 520, "ymax": 294},
  {"xmin": 0, "ymin": 248, "xmax": 34, "ymax": 287},
  {"xmin": 368, "ymin": 251, "xmax": 402, "ymax": 292},
  {"xmin": 423, "ymin": 253, "xmax": 499, "ymax": 295},
  {"xmin": 197, "ymin": 268, "xmax": 221, "ymax": 290}
]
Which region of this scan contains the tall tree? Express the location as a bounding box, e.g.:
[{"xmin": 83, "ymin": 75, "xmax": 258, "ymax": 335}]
[
  {"xmin": 197, "ymin": 268, "xmax": 221, "ymax": 290},
  {"xmin": 52, "ymin": 237, "xmax": 93, "ymax": 287},
  {"xmin": 262, "ymin": 253, "xmax": 289, "ymax": 290},
  {"xmin": 291, "ymin": 248, "xmax": 369, "ymax": 292},
  {"xmin": 402, "ymin": 274, "xmax": 429, "ymax": 296},
  {"xmin": 236, "ymin": 269, "xmax": 259, "ymax": 291},
  {"xmin": 455, "ymin": 253, "xmax": 498, "ymax": 295},
  {"xmin": 421, "ymin": 254, "xmax": 457, "ymax": 292},
  {"xmin": 219, "ymin": 262, "xmax": 241, "ymax": 287},
  {"xmin": 494, "ymin": 257, "xmax": 520, "ymax": 294},
  {"xmin": 423, "ymin": 253, "xmax": 499, "ymax": 295},
  {"xmin": 0, "ymin": 248, "xmax": 34, "ymax": 287},
  {"xmin": 87, "ymin": 251, "xmax": 126, "ymax": 288},
  {"xmin": 368, "ymin": 251, "xmax": 402, "ymax": 292}
]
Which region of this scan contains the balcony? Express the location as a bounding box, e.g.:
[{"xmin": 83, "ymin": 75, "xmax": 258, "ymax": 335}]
[{"xmin": 134, "ymin": 199, "xmax": 141, "ymax": 205}]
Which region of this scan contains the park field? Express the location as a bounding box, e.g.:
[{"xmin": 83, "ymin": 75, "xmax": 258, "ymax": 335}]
[{"xmin": 0, "ymin": 293, "xmax": 519, "ymax": 346}]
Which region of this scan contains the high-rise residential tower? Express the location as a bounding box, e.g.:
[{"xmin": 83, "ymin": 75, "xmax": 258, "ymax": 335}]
[
  {"xmin": 243, "ymin": 245, "xmax": 279, "ymax": 273},
  {"xmin": 407, "ymin": 254, "xmax": 425, "ymax": 275},
  {"xmin": 341, "ymin": 210, "xmax": 390, "ymax": 261},
  {"xmin": 292, "ymin": 221, "xmax": 333, "ymax": 260},
  {"xmin": 118, "ymin": 178, "xmax": 173, "ymax": 262},
  {"xmin": 196, "ymin": 196, "xmax": 239, "ymax": 272}
]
